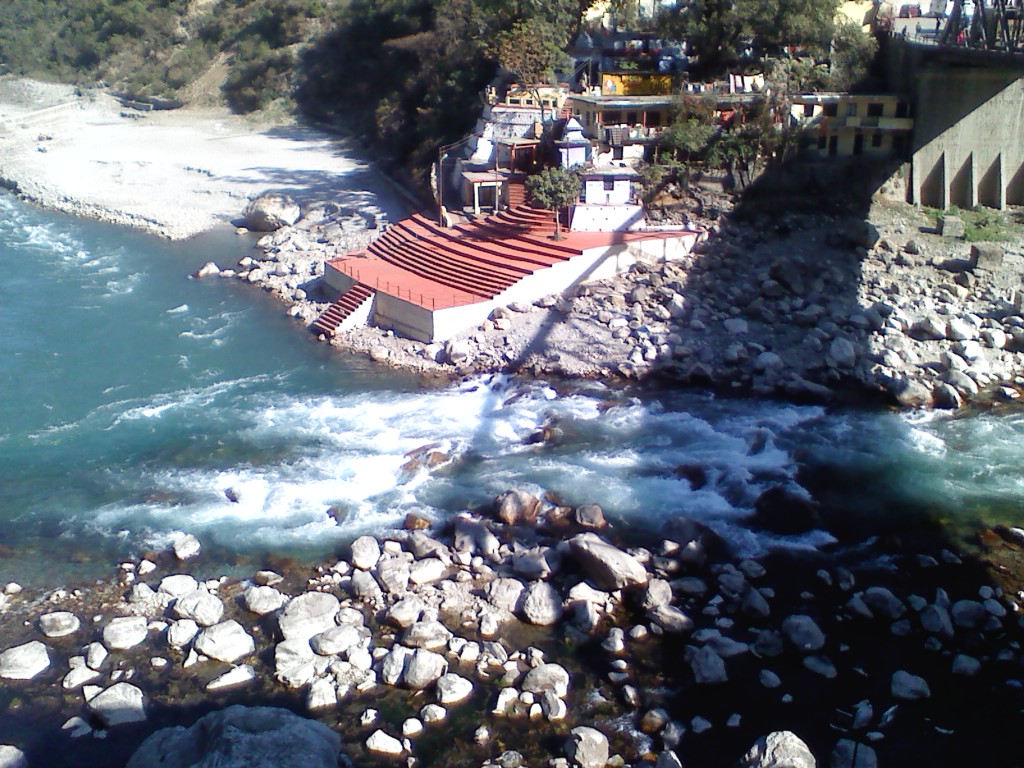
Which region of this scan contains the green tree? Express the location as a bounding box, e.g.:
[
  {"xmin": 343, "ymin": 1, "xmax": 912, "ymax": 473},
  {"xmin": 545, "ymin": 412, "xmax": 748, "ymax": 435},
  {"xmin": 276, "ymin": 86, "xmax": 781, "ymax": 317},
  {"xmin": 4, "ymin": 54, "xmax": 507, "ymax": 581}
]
[
  {"xmin": 827, "ymin": 21, "xmax": 878, "ymax": 91},
  {"xmin": 526, "ymin": 166, "xmax": 582, "ymax": 240},
  {"xmin": 492, "ymin": 17, "xmax": 567, "ymax": 120}
]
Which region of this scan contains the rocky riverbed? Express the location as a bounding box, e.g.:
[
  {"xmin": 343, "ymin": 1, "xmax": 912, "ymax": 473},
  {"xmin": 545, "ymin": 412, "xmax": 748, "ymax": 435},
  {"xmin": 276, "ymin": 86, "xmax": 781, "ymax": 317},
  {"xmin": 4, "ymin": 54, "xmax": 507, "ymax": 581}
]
[
  {"xmin": 208, "ymin": 196, "xmax": 1024, "ymax": 411},
  {"xmin": 1, "ymin": 488, "xmax": 1023, "ymax": 767}
]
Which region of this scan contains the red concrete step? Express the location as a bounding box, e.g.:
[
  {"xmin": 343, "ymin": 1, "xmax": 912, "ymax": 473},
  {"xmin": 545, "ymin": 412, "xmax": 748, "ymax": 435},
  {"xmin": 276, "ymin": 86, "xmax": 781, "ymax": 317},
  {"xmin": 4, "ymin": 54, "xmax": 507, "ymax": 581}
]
[{"xmin": 406, "ymin": 215, "xmax": 569, "ymax": 270}]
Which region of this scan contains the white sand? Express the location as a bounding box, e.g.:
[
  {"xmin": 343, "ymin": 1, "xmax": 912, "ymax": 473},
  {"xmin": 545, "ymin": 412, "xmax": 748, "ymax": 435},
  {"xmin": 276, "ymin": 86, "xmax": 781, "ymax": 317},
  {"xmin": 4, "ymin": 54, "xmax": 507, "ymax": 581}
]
[{"xmin": 0, "ymin": 78, "xmax": 409, "ymax": 239}]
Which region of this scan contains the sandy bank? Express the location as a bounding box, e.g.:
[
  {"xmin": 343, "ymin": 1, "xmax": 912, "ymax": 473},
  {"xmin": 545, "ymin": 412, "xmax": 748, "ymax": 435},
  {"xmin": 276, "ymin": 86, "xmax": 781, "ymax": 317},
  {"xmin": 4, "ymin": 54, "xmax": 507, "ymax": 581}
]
[{"xmin": 0, "ymin": 78, "xmax": 408, "ymax": 240}]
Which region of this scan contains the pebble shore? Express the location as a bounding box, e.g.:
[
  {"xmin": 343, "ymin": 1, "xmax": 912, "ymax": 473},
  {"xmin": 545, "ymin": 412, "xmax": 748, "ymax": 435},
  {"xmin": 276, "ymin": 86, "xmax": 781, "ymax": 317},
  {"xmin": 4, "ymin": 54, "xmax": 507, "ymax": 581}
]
[{"xmin": 1, "ymin": 489, "xmax": 1023, "ymax": 767}]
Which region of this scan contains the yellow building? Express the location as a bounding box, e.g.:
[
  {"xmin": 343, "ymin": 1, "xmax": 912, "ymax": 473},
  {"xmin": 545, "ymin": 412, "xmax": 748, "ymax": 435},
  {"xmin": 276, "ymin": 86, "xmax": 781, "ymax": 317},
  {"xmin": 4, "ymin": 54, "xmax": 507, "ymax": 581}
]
[{"xmin": 791, "ymin": 93, "xmax": 914, "ymax": 158}]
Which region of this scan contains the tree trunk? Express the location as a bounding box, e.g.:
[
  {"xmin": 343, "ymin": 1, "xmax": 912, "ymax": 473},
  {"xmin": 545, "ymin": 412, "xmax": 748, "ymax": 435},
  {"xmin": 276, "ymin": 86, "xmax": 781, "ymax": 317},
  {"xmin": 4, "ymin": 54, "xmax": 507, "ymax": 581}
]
[{"xmin": 554, "ymin": 208, "xmax": 562, "ymax": 240}]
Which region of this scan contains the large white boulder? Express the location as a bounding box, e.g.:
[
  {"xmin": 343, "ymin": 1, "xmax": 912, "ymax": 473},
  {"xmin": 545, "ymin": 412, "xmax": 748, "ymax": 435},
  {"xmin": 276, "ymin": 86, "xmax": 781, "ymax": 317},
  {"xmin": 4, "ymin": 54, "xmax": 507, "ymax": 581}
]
[
  {"xmin": 40, "ymin": 611, "xmax": 81, "ymax": 638},
  {"xmin": 0, "ymin": 745, "xmax": 29, "ymax": 768},
  {"xmin": 87, "ymin": 682, "xmax": 147, "ymax": 727},
  {"xmin": 243, "ymin": 193, "xmax": 301, "ymax": 232},
  {"xmin": 278, "ymin": 592, "xmax": 340, "ymax": 642},
  {"xmin": 173, "ymin": 589, "xmax": 224, "ymax": 627},
  {"xmin": 194, "ymin": 621, "xmax": 255, "ymax": 664},
  {"xmin": 741, "ymin": 731, "xmax": 816, "ymax": 768},
  {"xmin": 0, "ymin": 641, "xmax": 49, "ymax": 680},
  {"xmin": 568, "ymin": 533, "xmax": 649, "ymax": 590},
  {"xmin": 103, "ymin": 616, "xmax": 149, "ymax": 651}
]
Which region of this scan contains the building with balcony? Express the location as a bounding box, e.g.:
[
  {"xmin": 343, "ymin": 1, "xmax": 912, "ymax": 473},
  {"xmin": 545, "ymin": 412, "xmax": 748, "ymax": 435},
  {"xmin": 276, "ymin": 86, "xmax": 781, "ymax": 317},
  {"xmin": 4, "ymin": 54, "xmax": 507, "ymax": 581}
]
[{"xmin": 790, "ymin": 93, "xmax": 914, "ymax": 158}]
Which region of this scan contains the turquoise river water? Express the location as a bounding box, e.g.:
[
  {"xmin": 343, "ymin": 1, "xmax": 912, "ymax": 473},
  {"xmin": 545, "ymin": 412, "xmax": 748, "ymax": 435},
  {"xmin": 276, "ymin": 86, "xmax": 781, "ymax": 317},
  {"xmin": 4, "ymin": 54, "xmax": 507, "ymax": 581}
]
[{"xmin": 2, "ymin": 191, "xmax": 1024, "ymax": 588}]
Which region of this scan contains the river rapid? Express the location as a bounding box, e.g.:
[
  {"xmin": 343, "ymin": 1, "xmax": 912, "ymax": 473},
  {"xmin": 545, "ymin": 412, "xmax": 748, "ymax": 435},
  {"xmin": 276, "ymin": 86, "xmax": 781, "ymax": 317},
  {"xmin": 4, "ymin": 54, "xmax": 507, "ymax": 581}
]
[{"xmin": 1, "ymin": 191, "xmax": 1023, "ymax": 589}]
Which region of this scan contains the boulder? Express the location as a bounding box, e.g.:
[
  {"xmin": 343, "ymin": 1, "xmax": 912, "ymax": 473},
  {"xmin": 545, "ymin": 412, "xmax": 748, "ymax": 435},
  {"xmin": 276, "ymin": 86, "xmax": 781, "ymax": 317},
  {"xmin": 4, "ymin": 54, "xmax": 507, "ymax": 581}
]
[
  {"xmin": 366, "ymin": 730, "xmax": 405, "ymax": 757},
  {"xmin": 444, "ymin": 340, "xmax": 472, "ymax": 366},
  {"xmin": 485, "ymin": 578, "xmax": 525, "ymax": 613},
  {"xmin": 781, "ymin": 615, "xmax": 826, "ymax": 652},
  {"xmin": 568, "ymin": 533, "xmax": 649, "ymax": 590},
  {"xmin": 403, "ymin": 649, "xmax": 447, "ymax": 690},
  {"xmin": 741, "ymin": 731, "xmax": 816, "ymax": 768},
  {"xmin": 0, "ymin": 641, "xmax": 49, "ymax": 680},
  {"xmin": 39, "ymin": 611, "xmax": 80, "ymax": 638},
  {"xmin": 174, "ymin": 589, "xmax": 225, "ymax": 627},
  {"xmin": 685, "ymin": 645, "xmax": 727, "ymax": 684},
  {"xmin": 574, "ymin": 504, "xmax": 607, "ymax": 529},
  {"xmin": 436, "ymin": 673, "xmax": 474, "ymax": 704},
  {"xmin": 521, "ymin": 581, "xmax": 563, "ymax": 625},
  {"xmin": 565, "ymin": 726, "xmax": 609, "ymax": 768},
  {"xmin": 970, "ymin": 243, "xmax": 1004, "ymax": 271},
  {"xmin": 752, "ymin": 487, "xmax": 822, "ymax": 535},
  {"xmin": 279, "ymin": 592, "xmax": 340, "ymax": 642},
  {"xmin": 159, "ymin": 574, "xmax": 200, "ymax": 598},
  {"xmin": 891, "ymin": 670, "xmax": 930, "ymax": 700},
  {"xmin": 193, "ymin": 261, "xmax": 221, "ymax": 279},
  {"xmin": 87, "ymin": 682, "xmax": 146, "ymax": 727},
  {"xmin": 349, "ymin": 536, "xmax": 381, "ymax": 570},
  {"xmin": 194, "ymin": 621, "xmax": 255, "ymax": 664},
  {"xmin": 495, "ymin": 489, "xmax": 542, "ymax": 525},
  {"xmin": 409, "ymin": 558, "xmax": 447, "ymax": 586},
  {"xmin": 831, "ymin": 740, "xmax": 877, "ymax": 768},
  {"xmin": 126, "ymin": 705, "xmax": 340, "ymax": 768},
  {"xmin": 243, "ymin": 193, "xmax": 301, "ymax": 232},
  {"xmin": 167, "ymin": 619, "xmax": 200, "ymax": 650},
  {"xmin": 275, "ymin": 639, "xmax": 317, "ymax": 688},
  {"xmin": 103, "ymin": 616, "xmax": 149, "ymax": 651},
  {"xmin": 244, "ymin": 586, "xmax": 287, "ymax": 616},
  {"xmin": 207, "ymin": 665, "xmax": 257, "ymax": 692},
  {"xmin": 939, "ymin": 215, "xmax": 965, "ymax": 238},
  {"xmin": 386, "ymin": 596, "xmax": 425, "ymax": 629},
  {"xmin": 403, "ymin": 620, "xmax": 452, "ymax": 651},
  {"xmin": 522, "ymin": 663, "xmax": 570, "ymax": 698},
  {"xmin": 647, "ymin": 605, "xmax": 694, "ymax": 634},
  {"xmin": 173, "ymin": 534, "xmax": 202, "ymax": 561},
  {"xmin": 0, "ymin": 746, "xmax": 28, "ymax": 768},
  {"xmin": 311, "ymin": 624, "xmax": 364, "ymax": 656}
]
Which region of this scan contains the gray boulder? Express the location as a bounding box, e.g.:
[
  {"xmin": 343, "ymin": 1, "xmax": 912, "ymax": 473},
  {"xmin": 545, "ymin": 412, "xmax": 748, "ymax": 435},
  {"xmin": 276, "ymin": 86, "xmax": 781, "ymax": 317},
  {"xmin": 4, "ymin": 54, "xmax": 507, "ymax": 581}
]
[
  {"xmin": 565, "ymin": 726, "xmax": 609, "ymax": 768},
  {"xmin": 0, "ymin": 641, "xmax": 49, "ymax": 680},
  {"xmin": 891, "ymin": 670, "xmax": 930, "ymax": 700},
  {"xmin": 88, "ymin": 682, "xmax": 146, "ymax": 727},
  {"xmin": 279, "ymin": 592, "xmax": 340, "ymax": 642},
  {"xmin": 495, "ymin": 489, "xmax": 541, "ymax": 525},
  {"xmin": 741, "ymin": 731, "xmax": 816, "ymax": 768},
  {"xmin": 831, "ymin": 739, "xmax": 877, "ymax": 768},
  {"xmin": 243, "ymin": 193, "xmax": 301, "ymax": 232},
  {"xmin": 194, "ymin": 621, "xmax": 255, "ymax": 664},
  {"xmin": 350, "ymin": 535, "xmax": 381, "ymax": 570},
  {"xmin": 403, "ymin": 649, "xmax": 447, "ymax": 690},
  {"xmin": 521, "ymin": 581, "xmax": 563, "ymax": 625},
  {"xmin": 103, "ymin": 616, "xmax": 149, "ymax": 650},
  {"xmin": 126, "ymin": 705, "xmax": 341, "ymax": 768},
  {"xmin": 39, "ymin": 611, "xmax": 80, "ymax": 638},
  {"xmin": 174, "ymin": 589, "xmax": 225, "ymax": 627},
  {"xmin": 568, "ymin": 533, "xmax": 649, "ymax": 590},
  {"xmin": 781, "ymin": 615, "xmax": 825, "ymax": 652},
  {"xmin": 244, "ymin": 586, "xmax": 287, "ymax": 616},
  {"xmin": 0, "ymin": 746, "xmax": 28, "ymax": 768},
  {"xmin": 522, "ymin": 663, "xmax": 570, "ymax": 697}
]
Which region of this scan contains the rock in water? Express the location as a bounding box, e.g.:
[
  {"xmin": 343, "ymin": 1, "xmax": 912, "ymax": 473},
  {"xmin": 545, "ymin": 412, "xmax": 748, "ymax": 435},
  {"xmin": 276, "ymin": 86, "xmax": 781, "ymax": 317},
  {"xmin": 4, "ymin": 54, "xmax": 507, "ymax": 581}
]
[
  {"xmin": 567, "ymin": 533, "xmax": 648, "ymax": 590},
  {"xmin": 0, "ymin": 641, "xmax": 50, "ymax": 680},
  {"xmin": 741, "ymin": 731, "xmax": 816, "ymax": 768},
  {"xmin": 243, "ymin": 193, "xmax": 301, "ymax": 232},
  {"xmin": 126, "ymin": 705, "xmax": 341, "ymax": 768},
  {"xmin": 565, "ymin": 726, "xmax": 609, "ymax": 768},
  {"xmin": 0, "ymin": 745, "xmax": 28, "ymax": 768},
  {"xmin": 88, "ymin": 683, "xmax": 146, "ymax": 727}
]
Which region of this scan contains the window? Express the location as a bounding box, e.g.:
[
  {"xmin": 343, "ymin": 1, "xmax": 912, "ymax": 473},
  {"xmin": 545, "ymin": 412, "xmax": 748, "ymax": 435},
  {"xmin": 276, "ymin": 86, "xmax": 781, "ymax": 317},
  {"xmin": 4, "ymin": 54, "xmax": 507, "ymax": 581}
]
[
  {"xmin": 818, "ymin": 135, "xmax": 827, "ymax": 150},
  {"xmin": 604, "ymin": 111, "xmax": 622, "ymax": 123},
  {"xmin": 803, "ymin": 103, "xmax": 814, "ymax": 118},
  {"xmin": 853, "ymin": 133, "xmax": 864, "ymax": 155},
  {"xmin": 823, "ymin": 103, "xmax": 838, "ymax": 117},
  {"xmin": 846, "ymin": 102, "xmax": 858, "ymax": 117},
  {"xmin": 867, "ymin": 102, "xmax": 884, "ymax": 118},
  {"xmin": 895, "ymin": 102, "xmax": 909, "ymax": 118},
  {"xmin": 648, "ymin": 112, "xmax": 661, "ymax": 127},
  {"xmin": 626, "ymin": 111, "xmax": 638, "ymax": 124},
  {"xmin": 603, "ymin": 177, "xmax": 616, "ymax": 191},
  {"xmin": 871, "ymin": 133, "xmax": 883, "ymax": 148},
  {"xmin": 612, "ymin": 146, "xmax": 624, "ymax": 160}
]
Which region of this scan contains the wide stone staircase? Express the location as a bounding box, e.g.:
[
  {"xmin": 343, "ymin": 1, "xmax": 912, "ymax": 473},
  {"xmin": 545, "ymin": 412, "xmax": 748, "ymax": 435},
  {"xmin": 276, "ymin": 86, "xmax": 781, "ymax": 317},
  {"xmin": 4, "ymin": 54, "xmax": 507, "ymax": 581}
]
[{"xmin": 311, "ymin": 282, "xmax": 375, "ymax": 337}]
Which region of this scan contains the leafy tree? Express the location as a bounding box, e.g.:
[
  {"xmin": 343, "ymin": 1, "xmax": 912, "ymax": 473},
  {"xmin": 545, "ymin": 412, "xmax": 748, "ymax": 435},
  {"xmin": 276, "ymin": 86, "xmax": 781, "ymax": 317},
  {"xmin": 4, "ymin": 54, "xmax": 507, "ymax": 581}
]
[
  {"xmin": 526, "ymin": 166, "xmax": 582, "ymax": 240},
  {"xmin": 828, "ymin": 21, "xmax": 878, "ymax": 91},
  {"xmin": 492, "ymin": 16, "xmax": 567, "ymax": 89}
]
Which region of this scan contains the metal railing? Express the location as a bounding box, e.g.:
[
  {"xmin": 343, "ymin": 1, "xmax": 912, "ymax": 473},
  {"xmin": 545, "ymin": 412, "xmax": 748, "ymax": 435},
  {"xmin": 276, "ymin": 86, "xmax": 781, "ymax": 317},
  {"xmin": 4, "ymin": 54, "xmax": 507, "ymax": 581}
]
[{"xmin": 334, "ymin": 263, "xmax": 481, "ymax": 310}]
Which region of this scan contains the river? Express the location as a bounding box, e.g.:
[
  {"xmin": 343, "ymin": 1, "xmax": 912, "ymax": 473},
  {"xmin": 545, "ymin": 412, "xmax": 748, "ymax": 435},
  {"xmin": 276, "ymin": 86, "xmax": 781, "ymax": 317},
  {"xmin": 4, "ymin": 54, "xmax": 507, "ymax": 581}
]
[{"xmin": 2, "ymin": 191, "xmax": 1023, "ymax": 590}]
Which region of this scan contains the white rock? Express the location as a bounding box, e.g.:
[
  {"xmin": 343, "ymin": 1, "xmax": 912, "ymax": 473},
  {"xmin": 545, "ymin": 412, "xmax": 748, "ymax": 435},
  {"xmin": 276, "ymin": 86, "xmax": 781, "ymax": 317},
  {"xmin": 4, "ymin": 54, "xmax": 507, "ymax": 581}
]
[
  {"xmin": 521, "ymin": 581, "xmax": 563, "ymax": 626},
  {"xmin": 781, "ymin": 615, "xmax": 825, "ymax": 652},
  {"xmin": 275, "ymin": 638, "xmax": 317, "ymax": 688},
  {"xmin": 206, "ymin": 664, "xmax": 256, "ymax": 691},
  {"xmin": 421, "ymin": 704, "xmax": 447, "ymax": 724},
  {"xmin": 0, "ymin": 641, "xmax": 50, "ymax": 680},
  {"xmin": 565, "ymin": 726, "xmax": 609, "ymax": 768},
  {"xmin": 193, "ymin": 620, "xmax": 255, "ymax": 664},
  {"xmin": 521, "ymin": 663, "xmax": 570, "ymax": 698},
  {"xmin": 311, "ymin": 624, "xmax": 364, "ymax": 656},
  {"xmin": 244, "ymin": 585, "xmax": 288, "ymax": 615},
  {"xmin": 568, "ymin": 533, "xmax": 649, "ymax": 590},
  {"xmin": 159, "ymin": 574, "xmax": 199, "ymax": 598},
  {"xmin": 409, "ymin": 558, "xmax": 447, "ymax": 585},
  {"xmin": 61, "ymin": 716, "xmax": 92, "ymax": 738},
  {"xmin": 40, "ymin": 611, "xmax": 80, "ymax": 638},
  {"xmin": 386, "ymin": 596, "xmax": 425, "ymax": 629},
  {"xmin": 402, "ymin": 718, "xmax": 424, "ymax": 737},
  {"xmin": 173, "ymin": 534, "xmax": 201, "ymax": 560},
  {"xmin": 173, "ymin": 589, "xmax": 224, "ymax": 627},
  {"xmin": 87, "ymin": 682, "xmax": 146, "ymax": 726},
  {"xmin": 436, "ymin": 673, "xmax": 474, "ymax": 704},
  {"xmin": 279, "ymin": 592, "xmax": 340, "ymax": 642},
  {"xmin": 85, "ymin": 642, "xmax": 108, "ymax": 671},
  {"xmin": 167, "ymin": 619, "xmax": 200, "ymax": 650},
  {"xmin": 350, "ymin": 536, "xmax": 381, "ymax": 570},
  {"xmin": 0, "ymin": 746, "xmax": 28, "ymax": 768},
  {"xmin": 366, "ymin": 729, "xmax": 405, "ymax": 756},
  {"xmin": 307, "ymin": 677, "xmax": 338, "ymax": 710},
  {"xmin": 741, "ymin": 731, "xmax": 816, "ymax": 768},
  {"xmin": 103, "ymin": 616, "xmax": 149, "ymax": 650},
  {"xmin": 403, "ymin": 648, "xmax": 447, "ymax": 690},
  {"xmin": 63, "ymin": 664, "xmax": 102, "ymax": 690}
]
